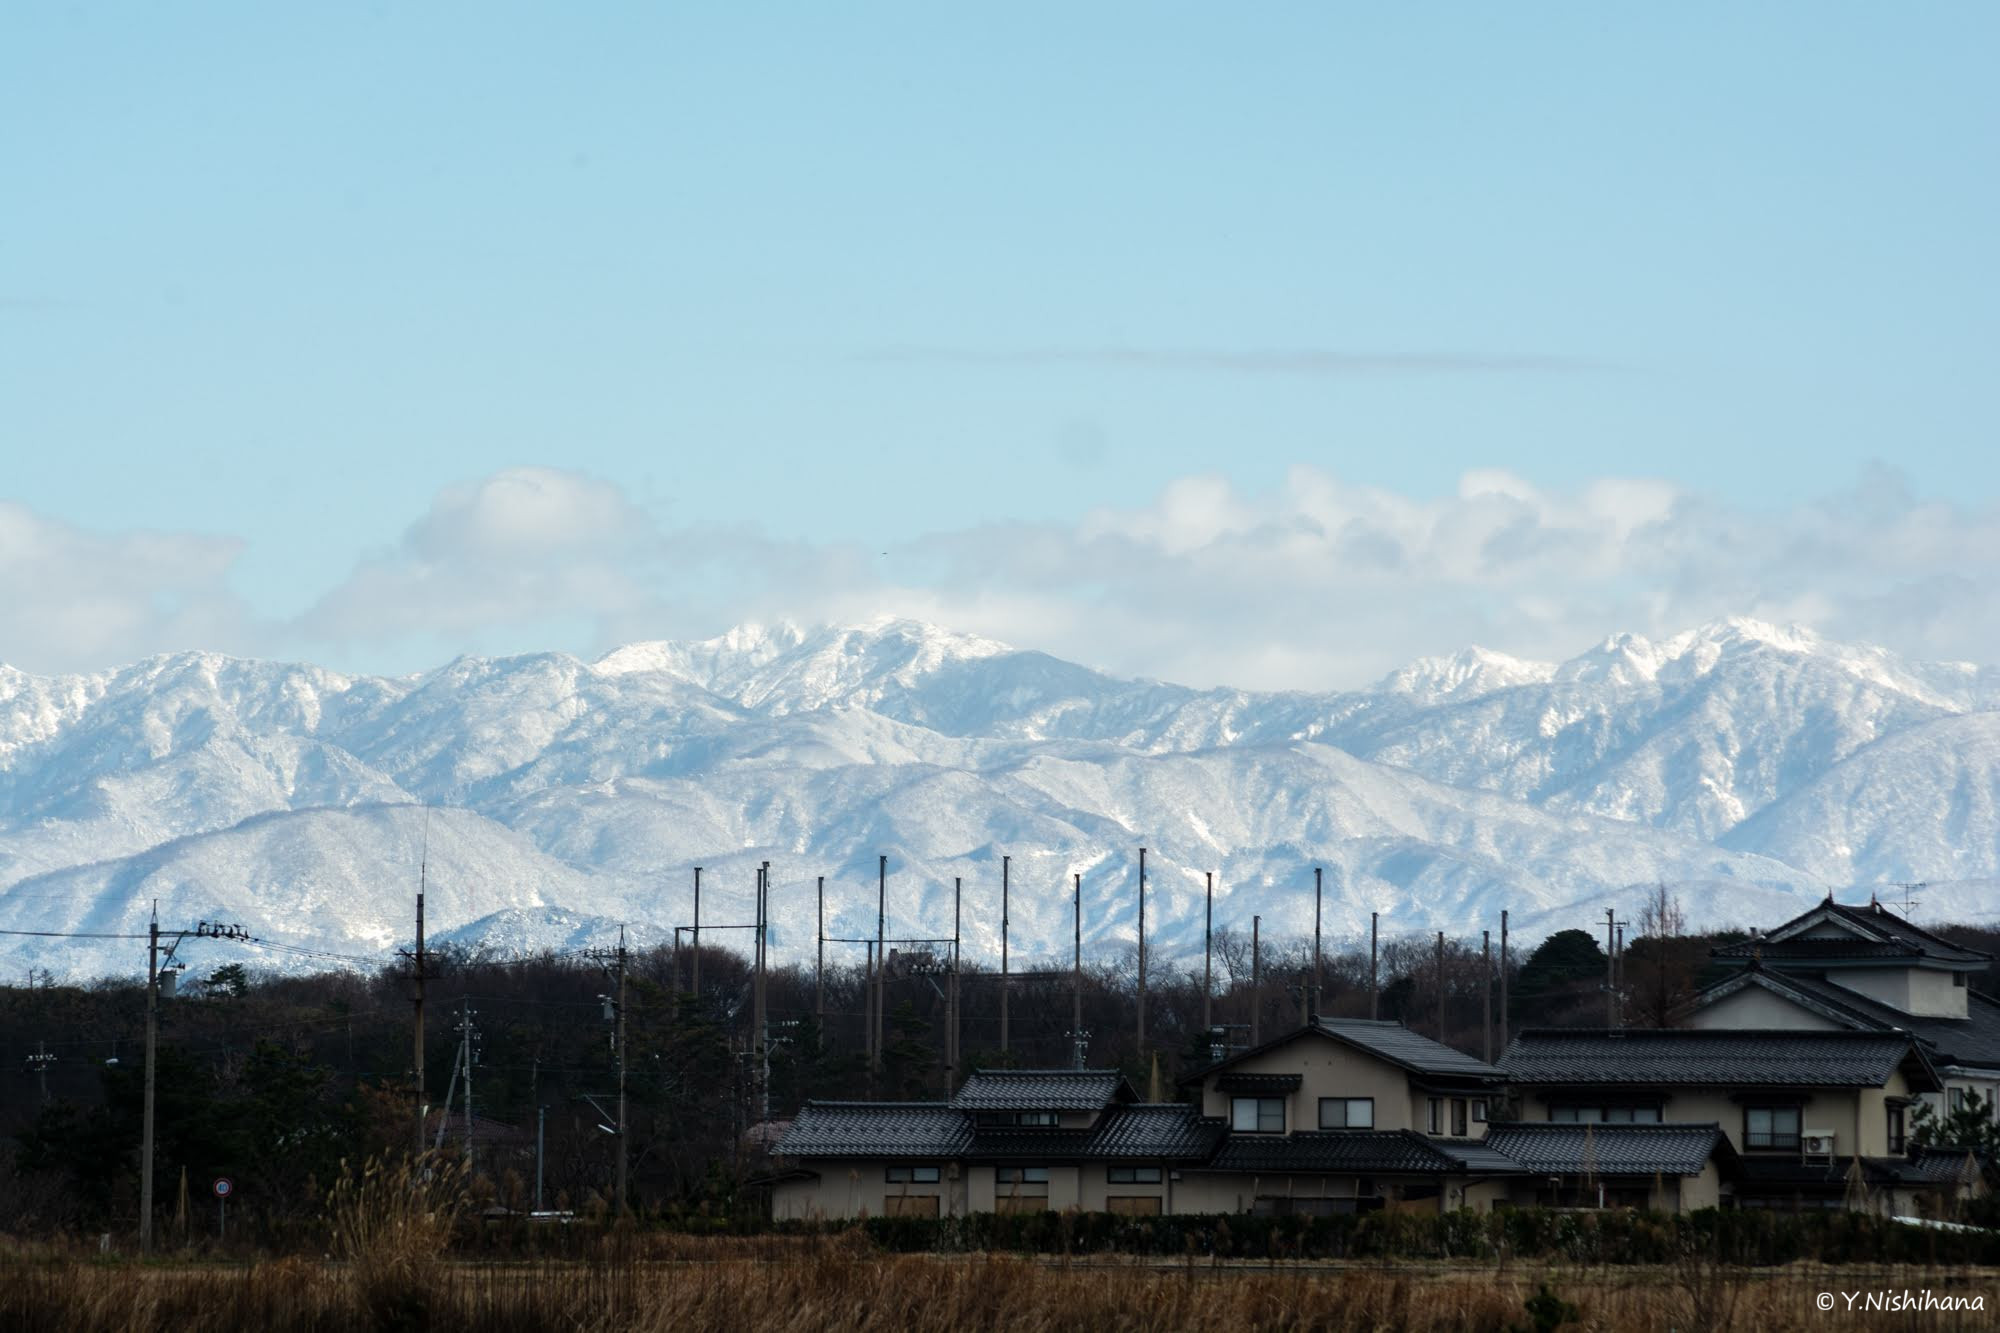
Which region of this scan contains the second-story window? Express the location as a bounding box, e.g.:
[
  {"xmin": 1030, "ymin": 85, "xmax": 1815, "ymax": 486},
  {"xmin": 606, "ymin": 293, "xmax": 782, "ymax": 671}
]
[
  {"xmin": 1744, "ymin": 1106, "xmax": 1802, "ymax": 1150},
  {"xmin": 1887, "ymin": 1103, "xmax": 1907, "ymax": 1155},
  {"xmin": 1232, "ymin": 1096, "xmax": 1285, "ymax": 1133},
  {"xmin": 1318, "ymin": 1097, "xmax": 1374, "ymax": 1129},
  {"xmin": 1426, "ymin": 1098, "xmax": 1443, "ymax": 1134},
  {"xmin": 1106, "ymin": 1165, "xmax": 1162, "ymax": 1183},
  {"xmin": 885, "ymin": 1165, "xmax": 941, "ymax": 1183},
  {"xmin": 1451, "ymin": 1099, "xmax": 1469, "ymax": 1137}
]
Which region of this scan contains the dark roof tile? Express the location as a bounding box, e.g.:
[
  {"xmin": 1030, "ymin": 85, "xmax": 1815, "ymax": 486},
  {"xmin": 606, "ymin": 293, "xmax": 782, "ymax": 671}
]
[
  {"xmin": 950, "ymin": 1069, "xmax": 1133, "ymax": 1112},
  {"xmin": 1481, "ymin": 1122, "xmax": 1730, "ymax": 1176},
  {"xmin": 774, "ymin": 1103, "xmax": 973, "ymax": 1159},
  {"xmin": 1501, "ymin": 1029, "xmax": 1933, "ymax": 1089}
]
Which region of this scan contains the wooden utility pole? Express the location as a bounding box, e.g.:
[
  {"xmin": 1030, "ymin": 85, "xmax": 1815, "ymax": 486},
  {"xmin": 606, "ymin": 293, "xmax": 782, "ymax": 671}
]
[
  {"xmin": 815, "ymin": 875, "xmax": 825, "ymax": 1029},
  {"xmin": 692, "ymin": 866, "xmax": 702, "ymax": 998},
  {"xmin": 1071, "ymin": 872, "xmax": 1083, "ymax": 1036},
  {"xmin": 1000, "ymin": 855, "xmax": 1010, "ymax": 1053},
  {"xmin": 1500, "ymin": 910, "xmax": 1510, "ymax": 1050},
  {"xmin": 1250, "ymin": 915, "xmax": 1262, "ymax": 1046},
  {"xmin": 1435, "ymin": 930, "xmax": 1446, "ymax": 1042},
  {"xmin": 1202, "ymin": 871, "xmax": 1213, "ymax": 1035},
  {"xmin": 1482, "ymin": 930, "xmax": 1493, "ymax": 1063},
  {"xmin": 949, "ymin": 876, "xmax": 961, "ymax": 1089},
  {"xmin": 1605, "ymin": 908, "xmax": 1617, "ymax": 1028},
  {"xmin": 1312, "ymin": 867, "xmax": 1323, "ymax": 1019},
  {"xmin": 1136, "ymin": 847, "xmax": 1147, "ymax": 1052},
  {"xmin": 411, "ymin": 885, "xmax": 427, "ymax": 1158},
  {"xmin": 140, "ymin": 907, "xmax": 159, "ymax": 1255},
  {"xmin": 615, "ymin": 929, "xmax": 628, "ymax": 1215},
  {"xmin": 1369, "ymin": 911, "xmax": 1380, "ymax": 1020},
  {"xmin": 753, "ymin": 864, "xmax": 767, "ymax": 1101},
  {"xmin": 874, "ymin": 855, "xmax": 887, "ymax": 1075}
]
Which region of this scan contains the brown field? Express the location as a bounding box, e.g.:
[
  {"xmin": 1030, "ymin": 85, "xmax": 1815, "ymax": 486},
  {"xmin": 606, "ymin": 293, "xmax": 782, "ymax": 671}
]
[{"xmin": 1, "ymin": 1244, "xmax": 1997, "ymax": 1333}]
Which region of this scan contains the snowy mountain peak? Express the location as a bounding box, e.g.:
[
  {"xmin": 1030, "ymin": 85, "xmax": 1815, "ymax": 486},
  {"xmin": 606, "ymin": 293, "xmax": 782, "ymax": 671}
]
[{"xmin": 1371, "ymin": 646, "xmax": 1556, "ymax": 704}]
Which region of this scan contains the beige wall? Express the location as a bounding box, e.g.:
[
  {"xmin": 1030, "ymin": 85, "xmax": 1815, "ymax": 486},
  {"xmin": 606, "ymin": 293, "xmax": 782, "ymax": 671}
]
[
  {"xmin": 772, "ymin": 1161, "xmax": 960, "ymax": 1221},
  {"xmin": 1196, "ymin": 1034, "xmax": 1490, "ymax": 1139},
  {"xmin": 1691, "ymin": 988, "xmax": 1842, "ymax": 1030},
  {"xmin": 1523, "ymin": 1082, "xmax": 1915, "ymax": 1160},
  {"xmin": 1832, "ymin": 967, "xmax": 1967, "ymax": 1019}
]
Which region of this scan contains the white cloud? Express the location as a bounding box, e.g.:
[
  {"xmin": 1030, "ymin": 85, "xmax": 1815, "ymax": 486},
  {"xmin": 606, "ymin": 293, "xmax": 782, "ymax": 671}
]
[
  {"xmin": 0, "ymin": 502, "xmax": 254, "ymax": 673},
  {"xmin": 6, "ymin": 464, "xmax": 2000, "ymax": 689}
]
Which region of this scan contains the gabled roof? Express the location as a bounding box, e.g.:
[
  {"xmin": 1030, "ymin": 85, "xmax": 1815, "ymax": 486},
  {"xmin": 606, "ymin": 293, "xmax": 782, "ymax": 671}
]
[
  {"xmin": 1715, "ymin": 898, "xmax": 1991, "ymax": 966},
  {"xmin": 950, "ymin": 1069, "xmax": 1135, "ymax": 1113},
  {"xmin": 1194, "ymin": 1130, "xmax": 1521, "ymax": 1177},
  {"xmin": 1181, "ymin": 1019, "xmax": 1503, "ymax": 1088},
  {"xmin": 1693, "ymin": 969, "xmax": 2000, "ymax": 1071},
  {"xmin": 1481, "ymin": 1122, "xmax": 1734, "ymax": 1177},
  {"xmin": 774, "ymin": 1102, "xmax": 974, "ymax": 1159},
  {"xmin": 968, "ymin": 1104, "xmax": 1226, "ymax": 1162},
  {"xmin": 1501, "ymin": 1029, "xmax": 1940, "ymax": 1092}
]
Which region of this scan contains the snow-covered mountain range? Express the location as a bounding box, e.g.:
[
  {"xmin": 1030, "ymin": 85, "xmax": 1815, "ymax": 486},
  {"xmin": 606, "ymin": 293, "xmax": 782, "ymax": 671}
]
[{"xmin": 3, "ymin": 617, "xmax": 1997, "ymax": 980}]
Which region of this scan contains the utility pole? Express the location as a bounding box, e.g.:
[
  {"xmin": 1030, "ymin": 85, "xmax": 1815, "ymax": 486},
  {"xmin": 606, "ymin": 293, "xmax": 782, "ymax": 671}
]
[
  {"xmin": 1369, "ymin": 911, "xmax": 1380, "ymax": 1020},
  {"xmin": 458, "ymin": 998, "xmax": 478, "ymax": 1159},
  {"xmin": 1202, "ymin": 871, "xmax": 1213, "ymax": 1035},
  {"xmin": 1499, "ymin": 910, "xmax": 1510, "ymax": 1050},
  {"xmin": 140, "ymin": 906, "xmax": 159, "ymax": 1255},
  {"xmin": 1435, "ymin": 931, "xmax": 1446, "ymax": 1043},
  {"xmin": 1614, "ymin": 921, "xmax": 1627, "ymax": 1030},
  {"xmin": 1250, "ymin": 915, "xmax": 1262, "ymax": 1046},
  {"xmin": 535, "ymin": 1105, "xmax": 546, "ymax": 1212},
  {"xmin": 815, "ymin": 875, "xmax": 825, "ymax": 1030},
  {"xmin": 1481, "ymin": 930, "xmax": 1493, "ymax": 1064},
  {"xmin": 410, "ymin": 884, "xmax": 428, "ymax": 1159},
  {"xmin": 753, "ymin": 864, "xmax": 767, "ymax": 1108},
  {"xmin": 615, "ymin": 928, "xmax": 629, "ymax": 1215},
  {"xmin": 1136, "ymin": 847, "xmax": 1147, "ymax": 1053},
  {"xmin": 691, "ymin": 866, "xmax": 702, "ymax": 998},
  {"xmin": 1605, "ymin": 908, "xmax": 1617, "ymax": 1029},
  {"xmin": 1000, "ymin": 855, "xmax": 1011, "ymax": 1053},
  {"xmin": 1312, "ymin": 867, "xmax": 1323, "ymax": 1019},
  {"xmin": 874, "ymin": 855, "xmax": 887, "ymax": 1076},
  {"xmin": 949, "ymin": 876, "xmax": 961, "ymax": 1089},
  {"xmin": 1071, "ymin": 872, "xmax": 1083, "ymax": 1037},
  {"xmin": 29, "ymin": 1040, "xmax": 53, "ymax": 1103}
]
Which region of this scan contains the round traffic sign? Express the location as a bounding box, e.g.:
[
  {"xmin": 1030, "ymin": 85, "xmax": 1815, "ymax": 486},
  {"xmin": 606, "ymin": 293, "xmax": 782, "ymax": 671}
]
[{"xmin": 213, "ymin": 1177, "xmax": 233, "ymax": 1198}]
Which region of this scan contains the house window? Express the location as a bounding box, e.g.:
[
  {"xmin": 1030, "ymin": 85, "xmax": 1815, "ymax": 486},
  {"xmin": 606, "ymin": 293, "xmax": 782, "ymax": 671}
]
[
  {"xmin": 883, "ymin": 1195, "xmax": 939, "ymax": 1218},
  {"xmin": 1426, "ymin": 1098, "xmax": 1443, "ymax": 1134},
  {"xmin": 1451, "ymin": 1099, "xmax": 1469, "ymax": 1137},
  {"xmin": 1106, "ymin": 1196, "xmax": 1162, "ymax": 1216},
  {"xmin": 885, "ymin": 1165, "xmax": 941, "ymax": 1183},
  {"xmin": 1744, "ymin": 1106, "xmax": 1802, "ymax": 1151},
  {"xmin": 1472, "ymin": 1100, "xmax": 1488, "ymax": 1123},
  {"xmin": 996, "ymin": 1166, "xmax": 1049, "ymax": 1188},
  {"xmin": 1887, "ymin": 1104, "xmax": 1907, "ymax": 1155},
  {"xmin": 981, "ymin": 1111, "xmax": 1059, "ymax": 1127},
  {"xmin": 1107, "ymin": 1165, "xmax": 1162, "ymax": 1184},
  {"xmin": 1949, "ymin": 1088, "xmax": 1967, "ymax": 1113},
  {"xmin": 1318, "ymin": 1098, "xmax": 1375, "ymax": 1129},
  {"xmin": 1232, "ymin": 1097, "xmax": 1285, "ymax": 1133},
  {"xmin": 1551, "ymin": 1105, "xmax": 1663, "ymax": 1124},
  {"xmin": 1954, "ymin": 973, "xmax": 1968, "ymax": 988}
]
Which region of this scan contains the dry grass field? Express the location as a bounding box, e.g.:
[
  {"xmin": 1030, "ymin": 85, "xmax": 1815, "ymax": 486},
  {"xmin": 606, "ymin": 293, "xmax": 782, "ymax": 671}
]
[{"xmin": 1, "ymin": 1245, "xmax": 1996, "ymax": 1333}]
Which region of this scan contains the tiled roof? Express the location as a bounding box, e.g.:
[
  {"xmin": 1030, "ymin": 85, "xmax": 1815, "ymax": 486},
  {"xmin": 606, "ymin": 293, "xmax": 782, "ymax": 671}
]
[
  {"xmin": 1181, "ymin": 1020, "xmax": 1502, "ymax": 1088},
  {"xmin": 1717, "ymin": 899, "xmax": 1991, "ymax": 965},
  {"xmin": 774, "ymin": 1102, "xmax": 973, "ymax": 1159},
  {"xmin": 969, "ymin": 1105, "xmax": 1226, "ymax": 1162},
  {"xmin": 1897, "ymin": 1147, "xmax": 1990, "ymax": 1187},
  {"xmin": 1481, "ymin": 1122, "xmax": 1730, "ymax": 1176},
  {"xmin": 1501, "ymin": 1029, "xmax": 1934, "ymax": 1089},
  {"xmin": 1195, "ymin": 1131, "xmax": 1517, "ymax": 1177},
  {"xmin": 1432, "ymin": 1138, "xmax": 1529, "ymax": 1174},
  {"xmin": 1317, "ymin": 1019, "xmax": 1506, "ymax": 1079},
  {"xmin": 1216, "ymin": 1072, "xmax": 1303, "ymax": 1093},
  {"xmin": 1700, "ymin": 970, "xmax": 2000, "ymax": 1071},
  {"xmin": 950, "ymin": 1069, "xmax": 1133, "ymax": 1113},
  {"xmin": 1714, "ymin": 938, "xmax": 1923, "ymax": 961}
]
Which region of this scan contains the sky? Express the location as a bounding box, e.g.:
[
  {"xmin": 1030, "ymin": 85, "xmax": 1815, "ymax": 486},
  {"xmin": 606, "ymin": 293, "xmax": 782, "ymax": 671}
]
[{"xmin": 3, "ymin": 4, "xmax": 1997, "ymax": 688}]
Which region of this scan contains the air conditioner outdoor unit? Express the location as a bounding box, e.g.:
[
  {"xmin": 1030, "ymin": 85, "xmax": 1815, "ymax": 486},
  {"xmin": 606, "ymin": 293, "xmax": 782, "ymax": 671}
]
[{"xmin": 1801, "ymin": 1130, "xmax": 1836, "ymax": 1160}]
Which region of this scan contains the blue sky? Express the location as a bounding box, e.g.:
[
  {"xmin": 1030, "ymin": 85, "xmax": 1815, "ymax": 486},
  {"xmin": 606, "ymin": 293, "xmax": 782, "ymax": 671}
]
[{"xmin": 3, "ymin": 5, "xmax": 1996, "ymax": 684}]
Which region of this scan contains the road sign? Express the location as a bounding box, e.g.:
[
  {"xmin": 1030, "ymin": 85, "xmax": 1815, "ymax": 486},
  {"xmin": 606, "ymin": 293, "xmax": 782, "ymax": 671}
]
[{"xmin": 213, "ymin": 1177, "xmax": 233, "ymax": 1198}]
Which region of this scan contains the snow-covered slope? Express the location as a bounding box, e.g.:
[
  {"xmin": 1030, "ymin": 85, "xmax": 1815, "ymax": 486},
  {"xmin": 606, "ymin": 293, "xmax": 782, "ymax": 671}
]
[{"xmin": 1, "ymin": 617, "xmax": 1994, "ymax": 978}]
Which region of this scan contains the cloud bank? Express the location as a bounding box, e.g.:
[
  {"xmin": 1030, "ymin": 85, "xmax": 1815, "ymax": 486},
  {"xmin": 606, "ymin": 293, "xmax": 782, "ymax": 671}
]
[{"xmin": 5, "ymin": 464, "xmax": 1999, "ymax": 687}]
